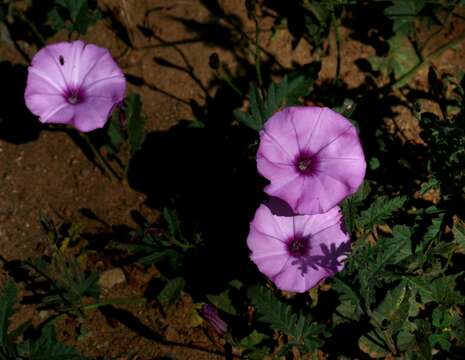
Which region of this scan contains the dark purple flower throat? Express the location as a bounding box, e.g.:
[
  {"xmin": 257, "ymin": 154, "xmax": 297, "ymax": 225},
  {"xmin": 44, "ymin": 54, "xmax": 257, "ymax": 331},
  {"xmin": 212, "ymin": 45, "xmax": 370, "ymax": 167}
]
[
  {"xmin": 64, "ymin": 87, "xmax": 85, "ymax": 105},
  {"xmin": 287, "ymin": 234, "xmax": 310, "ymax": 257},
  {"xmin": 294, "ymin": 152, "xmax": 317, "ymax": 175}
]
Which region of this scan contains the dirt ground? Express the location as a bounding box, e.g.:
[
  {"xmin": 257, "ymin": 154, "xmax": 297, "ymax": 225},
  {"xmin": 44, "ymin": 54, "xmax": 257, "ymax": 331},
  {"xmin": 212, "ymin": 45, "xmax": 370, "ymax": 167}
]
[{"xmin": 1, "ymin": 1, "xmax": 465, "ymax": 359}]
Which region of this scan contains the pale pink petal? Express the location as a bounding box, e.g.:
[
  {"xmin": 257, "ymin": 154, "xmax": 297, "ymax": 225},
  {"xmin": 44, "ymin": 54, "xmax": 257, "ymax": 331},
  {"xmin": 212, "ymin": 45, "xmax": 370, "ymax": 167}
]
[
  {"xmin": 250, "ymin": 204, "xmax": 293, "ymax": 243},
  {"xmin": 25, "ymin": 40, "xmax": 126, "ymax": 132},
  {"xmin": 256, "ymin": 106, "xmax": 366, "ymax": 214},
  {"xmin": 261, "ymin": 108, "xmax": 300, "ymax": 158},
  {"xmin": 264, "ymin": 175, "xmax": 306, "ymax": 212},
  {"xmin": 72, "ymin": 101, "xmax": 109, "ymax": 132}
]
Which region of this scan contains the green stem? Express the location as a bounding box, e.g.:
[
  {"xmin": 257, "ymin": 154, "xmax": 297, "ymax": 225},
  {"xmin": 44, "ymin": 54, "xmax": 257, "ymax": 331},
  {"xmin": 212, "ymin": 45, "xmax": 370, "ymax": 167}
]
[
  {"xmin": 79, "ymin": 297, "xmax": 146, "ymax": 311},
  {"xmin": 216, "ymin": 72, "xmax": 243, "ymax": 96},
  {"xmin": 13, "ymin": 8, "xmax": 46, "ymax": 47},
  {"xmin": 78, "ymin": 132, "xmax": 120, "ymax": 181},
  {"xmin": 389, "ymin": 32, "xmax": 465, "ymax": 90}
]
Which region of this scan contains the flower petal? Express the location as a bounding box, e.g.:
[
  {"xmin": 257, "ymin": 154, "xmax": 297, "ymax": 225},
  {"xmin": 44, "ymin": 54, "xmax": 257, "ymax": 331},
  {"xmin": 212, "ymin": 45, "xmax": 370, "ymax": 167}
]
[
  {"xmin": 72, "ymin": 101, "xmax": 109, "ymax": 132},
  {"xmin": 264, "ymin": 174, "xmax": 306, "ymax": 213},
  {"xmin": 261, "ymin": 108, "xmax": 300, "ymax": 159},
  {"xmin": 249, "ymin": 204, "xmax": 293, "ymax": 242}
]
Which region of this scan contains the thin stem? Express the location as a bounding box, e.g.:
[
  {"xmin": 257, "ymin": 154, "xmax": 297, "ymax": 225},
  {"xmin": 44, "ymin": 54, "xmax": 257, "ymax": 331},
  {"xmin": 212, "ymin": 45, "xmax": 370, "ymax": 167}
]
[
  {"xmin": 77, "ymin": 132, "xmax": 120, "ymax": 181},
  {"xmin": 13, "ymin": 8, "xmax": 46, "ymax": 47},
  {"xmin": 215, "ymin": 71, "xmax": 243, "ymax": 96},
  {"xmin": 387, "ymin": 31, "xmax": 465, "ymax": 90},
  {"xmin": 420, "ymin": 2, "xmax": 457, "ymax": 53}
]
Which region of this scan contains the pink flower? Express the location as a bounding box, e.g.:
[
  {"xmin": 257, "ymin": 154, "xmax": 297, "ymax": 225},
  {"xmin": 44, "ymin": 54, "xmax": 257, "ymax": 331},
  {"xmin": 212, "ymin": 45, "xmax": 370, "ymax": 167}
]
[
  {"xmin": 25, "ymin": 40, "xmax": 126, "ymax": 132},
  {"xmin": 247, "ymin": 201, "xmax": 350, "ymax": 293},
  {"xmin": 257, "ymin": 106, "xmax": 366, "ymax": 214}
]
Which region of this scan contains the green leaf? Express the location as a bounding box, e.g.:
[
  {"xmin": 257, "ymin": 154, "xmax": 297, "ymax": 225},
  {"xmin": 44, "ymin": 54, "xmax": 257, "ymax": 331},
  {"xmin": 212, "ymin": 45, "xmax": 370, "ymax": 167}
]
[
  {"xmin": 207, "ymin": 290, "xmax": 237, "ymax": 315},
  {"xmin": 107, "ymin": 113, "xmax": 125, "ymax": 151},
  {"xmin": 234, "ymin": 62, "xmax": 320, "ymax": 131},
  {"xmin": 247, "ymin": 286, "xmax": 325, "ymax": 355},
  {"xmin": 238, "ymin": 330, "xmax": 268, "ymax": 349},
  {"xmin": 358, "ymin": 330, "xmax": 390, "ymax": 358},
  {"xmin": 157, "ymin": 277, "xmax": 185, "ymax": 303},
  {"xmin": 357, "ymin": 195, "xmax": 406, "ymax": 229},
  {"xmin": 125, "ymin": 93, "xmax": 147, "ymax": 157},
  {"xmin": 428, "ymin": 333, "xmax": 451, "ymax": 352},
  {"xmin": 406, "ymin": 275, "xmax": 464, "ymax": 306},
  {"xmin": 371, "ymin": 282, "xmax": 411, "ymax": 335},
  {"xmin": 342, "ymin": 181, "xmax": 371, "ymax": 233},
  {"xmin": 233, "ymin": 109, "xmax": 261, "ymax": 131},
  {"xmin": 18, "ymin": 323, "xmax": 86, "ymax": 359},
  {"xmin": 377, "ymin": 225, "xmax": 412, "ymax": 266},
  {"xmin": 332, "ymin": 278, "xmax": 362, "ymax": 324},
  {"xmin": 52, "ymin": 0, "xmax": 101, "ymax": 34},
  {"xmin": 0, "ymin": 281, "xmax": 17, "ymax": 349},
  {"xmin": 384, "ymin": 0, "xmax": 426, "ymax": 35},
  {"xmin": 387, "ymin": 34, "xmax": 420, "ymax": 81},
  {"xmin": 47, "ymin": 8, "xmax": 66, "ymax": 31}
]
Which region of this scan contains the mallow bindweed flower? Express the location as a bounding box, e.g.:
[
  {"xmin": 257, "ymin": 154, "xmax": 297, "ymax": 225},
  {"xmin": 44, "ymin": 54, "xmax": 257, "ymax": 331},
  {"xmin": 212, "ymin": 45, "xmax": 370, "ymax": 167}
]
[
  {"xmin": 25, "ymin": 40, "xmax": 126, "ymax": 132},
  {"xmin": 199, "ymin": 304, "xmax": 228, "ymax": 336},
  {"xmin": 257, "ymin": 106, "xmax": 366, "ymax": 214},
  {"xmin": 247, "ymin": 200, "xmax": 350, "ymax": 293}
]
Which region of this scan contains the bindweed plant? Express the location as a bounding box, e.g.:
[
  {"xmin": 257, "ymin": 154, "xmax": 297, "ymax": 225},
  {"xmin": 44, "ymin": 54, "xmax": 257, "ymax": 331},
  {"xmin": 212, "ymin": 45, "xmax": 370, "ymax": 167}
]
[
  {"xmin": 3, "ymin": 0, "xmax": 465, "ymax": 358},
  {"xmin": 0, "ymin": 281, "xmax": 88, "ymax": 360}
]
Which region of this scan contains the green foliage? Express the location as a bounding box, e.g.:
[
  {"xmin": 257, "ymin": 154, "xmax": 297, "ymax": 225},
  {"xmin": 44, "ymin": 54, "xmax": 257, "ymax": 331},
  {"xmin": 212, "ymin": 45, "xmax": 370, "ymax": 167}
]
[
  {"xmin": 124, "ymin": 93, "xmax": 147, "ymax": 157},
  {"xmin": 17, "ymin": 323, "xmax": 87, "ymax": 359},
  {"xmin": 0, "ymin": 281, "xmax": 18, "ymax": 358},
  {"xmin": 247, "ymin": 285, "xmax": 327, "ymax": 356},
  {"xmin": 356, "ymin": 195, "xmax": 406, "ymax": 229},
  {"xmin": 105, "ymin": 93, "xmax": 147, "ymax": 174},
  {"xmin": 384, "ymin": 0, "xmax": 426, "ymax": 35},
  {"xmin": 234, "ymin": 63, "xmax": 320, "ymax": 131},
  {"xmin": 127, "ymin": 208, "xmax": 195, "ymax": 269},
  {"xmin": 22, "ymin": 217, "xmax": 101, "ymax": 315},
  {"xmin": 48, "ymin": 0, "xmax": 101, "ymax": 35},
  {"xmin": 157, "ymin": 277, "xmax": 185, "ymax": 303},
  {"xmin": 0, "ymin": 282, "xmax": 86, "ymax": 359}
]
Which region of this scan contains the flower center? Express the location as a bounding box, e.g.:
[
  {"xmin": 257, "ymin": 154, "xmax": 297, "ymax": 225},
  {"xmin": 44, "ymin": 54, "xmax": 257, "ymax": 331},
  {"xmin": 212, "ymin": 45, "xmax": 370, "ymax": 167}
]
[
  {"xmin": 294, "ymin": 152, "xmax": 316, "ymax": 175},
  {"xmin": 65, "ymin": 88, "xmax": 85, "ymax": 105},
  {"xmin": 287, "ymin": 235, "xmax": 309, "ymax": 257}
]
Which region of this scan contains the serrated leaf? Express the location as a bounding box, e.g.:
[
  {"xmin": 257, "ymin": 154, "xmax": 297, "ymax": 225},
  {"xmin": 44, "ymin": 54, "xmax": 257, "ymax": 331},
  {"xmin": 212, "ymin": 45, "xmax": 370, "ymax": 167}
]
[
  {"xmin": 247, "ymin": 286, "xmax": 325, "ymax": 355},
  {"xmin": 377, "ymin": 225, "xmax": 412, "ymax": 266},
  {"xmin": 357, "ymin": 195, "xmax": 406, "ymax": 229},
  {"xmin": 423, "ymin": 215, "xmax": 444, "ymax": 244},
  {"xmin": 157, "ymin": 277, "xmax": 185, "ymax": 303},
  {"xmin": 233, "ymin": 109, "xmax": 261, "ymax": 131},
  {"xmin": 406, "ymin": 275, "xmax": 464, "ymax": 306},
  {"xmin": 235, "ymin": 63, "xmax": 319, "ymax": 131},
  {"xmin": 342, "ymin": 181, "xmax": 371, "ymax": 233}
]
